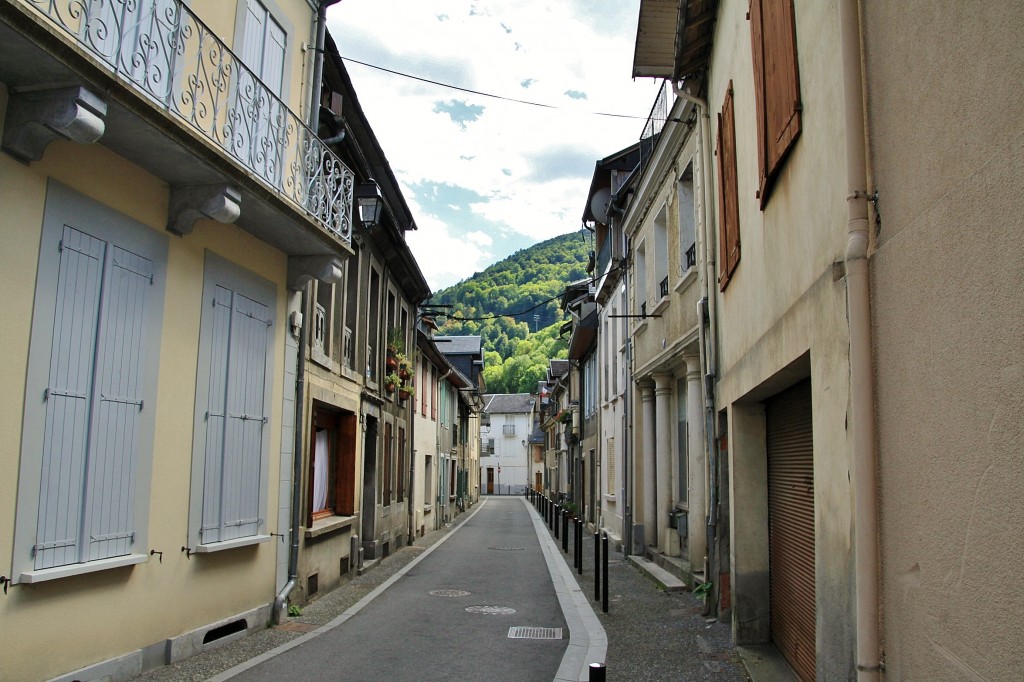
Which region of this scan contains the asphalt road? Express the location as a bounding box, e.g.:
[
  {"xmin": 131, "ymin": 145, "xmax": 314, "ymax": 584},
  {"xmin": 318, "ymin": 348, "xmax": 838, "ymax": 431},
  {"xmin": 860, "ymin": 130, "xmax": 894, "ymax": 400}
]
[{"xmin": 222, "ymin": 498, "xmax": 571, "ymax": 682}]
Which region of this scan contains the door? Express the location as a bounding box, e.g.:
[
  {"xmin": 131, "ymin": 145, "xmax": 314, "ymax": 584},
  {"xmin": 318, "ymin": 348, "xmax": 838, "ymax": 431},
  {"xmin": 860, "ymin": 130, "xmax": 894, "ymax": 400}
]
[
  {"xmin": 486, "ymin": 467, "xmax": 494, "ymax": 495},
  {"xmin": 361, "ymin": 416, "xmax": 377, "ymax": 558},
  {"xmin": 766, "ymin": 379, "xmax": 816, "ymax": 681}
]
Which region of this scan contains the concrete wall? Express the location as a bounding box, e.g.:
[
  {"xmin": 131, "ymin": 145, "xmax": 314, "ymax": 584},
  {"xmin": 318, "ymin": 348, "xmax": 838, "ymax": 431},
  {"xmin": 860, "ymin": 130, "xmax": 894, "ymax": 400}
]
[
  {"xmin": 864, "ymin": 2, "xmax": 1024, "ymax": 677},
  {"xmin": 707, "ymin": 1, "xmax": 856, "ymax": 677},
  {"xmin": 0, "ymin": 135, "xmax": 288, "ymax": 681}
]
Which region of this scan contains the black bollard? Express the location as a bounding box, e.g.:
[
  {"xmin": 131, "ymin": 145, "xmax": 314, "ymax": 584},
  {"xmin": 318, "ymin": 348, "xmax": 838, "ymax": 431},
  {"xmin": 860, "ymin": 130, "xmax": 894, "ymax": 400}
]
[
  {"xmin": 562, "ymin": 511, "xmax": 569, "ymax": 553},
  {"xmin": 554, "ymin": 505, "xmax": 560, "ymax": 538},
  {"xmin": 594, "ymin": 529, "xmax": 600, "ymax": 601},
  {"xmin": 588, "ymin": 662, "xmax": 607, "ymax": 682},
  {"xmin": 577, "ymin": 519, "xmax": 583, "ymax": 575},
  {"xmin": 601, "ymin": 532, "xmax": 609, "ymax": 613}
]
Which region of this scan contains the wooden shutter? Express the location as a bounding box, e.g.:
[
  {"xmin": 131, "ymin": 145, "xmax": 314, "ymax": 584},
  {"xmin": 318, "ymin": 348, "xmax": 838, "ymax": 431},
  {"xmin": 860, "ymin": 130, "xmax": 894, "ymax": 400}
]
[
  {"xmin": 337, "ymin": 413, "xmax": 357, "ymax": 515},
  {"xmin": 717, "ymin": 83, "xmax": 741, "ymax": 291},
  {"xmin": 766, "ymin": 379, "xmax": 816, "ymax": 682},
  {"xmin": 201, "ymin": 286, "xmax": 270, "ymax": 543},
  {"xmin": 35, "ymin": 227, "xmax": 104, "ymax": 569},
  {"xmin": 85, "ymin": 244, "xmax": 153, "ymax": 561},
  {"xmin": 750, "ymin": 0, "xmax": 802, "ymax": 206}
]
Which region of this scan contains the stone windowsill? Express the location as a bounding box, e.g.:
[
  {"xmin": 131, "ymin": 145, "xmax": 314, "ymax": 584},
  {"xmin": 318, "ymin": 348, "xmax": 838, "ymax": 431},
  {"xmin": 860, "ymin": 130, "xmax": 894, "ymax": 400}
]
[{"xmin": 304, "ymin": 515, "xmax": 356, "ymax": 539}]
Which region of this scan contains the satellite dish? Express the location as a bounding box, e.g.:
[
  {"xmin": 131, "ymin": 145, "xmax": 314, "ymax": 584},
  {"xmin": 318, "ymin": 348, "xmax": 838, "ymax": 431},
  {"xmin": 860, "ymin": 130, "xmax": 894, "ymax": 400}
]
[{"xmin": 590, "ymin": 187, "xmax": 612, "ymax": 224}]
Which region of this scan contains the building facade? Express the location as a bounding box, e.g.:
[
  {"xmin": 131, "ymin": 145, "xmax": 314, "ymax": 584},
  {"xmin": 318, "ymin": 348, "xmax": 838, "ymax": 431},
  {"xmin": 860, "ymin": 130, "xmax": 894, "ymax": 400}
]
[
  {"xmin": 480, "ymin": 393, "xmax": 535, "ymax": 495},
  {"xmin": 0, "ymin": 0, "xmax": 358, "ymax": 678}
]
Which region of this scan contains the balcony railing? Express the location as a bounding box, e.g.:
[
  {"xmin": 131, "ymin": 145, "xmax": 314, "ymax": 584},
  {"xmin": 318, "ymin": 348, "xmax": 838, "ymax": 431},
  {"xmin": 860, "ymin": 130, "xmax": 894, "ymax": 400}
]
[
  {"xmin": 25, "ymin": 0, "xmax": 353, "ymax": 241},
  {"xmin": 639, "ymin": 80, "xmax": 670, "ymax": 172},
  {"xmin": 659, "ymin": 276, "xmax": 669, "ymax": 298},
  {"xmin": 685, "ymin": 243, "xmax": 697, "ymax": 270}
]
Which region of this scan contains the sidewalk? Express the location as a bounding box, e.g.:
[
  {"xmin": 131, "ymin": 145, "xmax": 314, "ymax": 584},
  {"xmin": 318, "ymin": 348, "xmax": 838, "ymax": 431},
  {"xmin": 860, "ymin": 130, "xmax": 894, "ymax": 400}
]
[{"xmin": 136, "ymin": 496, "xmax": 750, "ymax": 681}]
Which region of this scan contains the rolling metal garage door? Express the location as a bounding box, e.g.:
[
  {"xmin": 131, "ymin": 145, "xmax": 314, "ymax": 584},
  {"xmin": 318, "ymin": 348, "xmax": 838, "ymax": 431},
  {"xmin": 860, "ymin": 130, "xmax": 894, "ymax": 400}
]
[{"xmin": 766, "ymin": 379, "xmax": 816, "ymax": 681}]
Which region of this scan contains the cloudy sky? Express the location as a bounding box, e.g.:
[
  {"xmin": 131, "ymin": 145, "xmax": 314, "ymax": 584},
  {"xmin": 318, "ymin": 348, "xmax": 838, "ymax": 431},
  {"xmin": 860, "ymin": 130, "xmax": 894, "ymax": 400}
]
[{"xmin": 326, "ymin": 1, "xmax": 660, "ymax": 291}]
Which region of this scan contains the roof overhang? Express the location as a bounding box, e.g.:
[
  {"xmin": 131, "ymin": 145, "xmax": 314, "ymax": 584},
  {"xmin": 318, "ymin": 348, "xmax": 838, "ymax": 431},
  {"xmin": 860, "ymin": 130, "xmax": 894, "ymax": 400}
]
[{"xmin": 633, "ymin": 0, "xmax": 719, "ymax": 81}]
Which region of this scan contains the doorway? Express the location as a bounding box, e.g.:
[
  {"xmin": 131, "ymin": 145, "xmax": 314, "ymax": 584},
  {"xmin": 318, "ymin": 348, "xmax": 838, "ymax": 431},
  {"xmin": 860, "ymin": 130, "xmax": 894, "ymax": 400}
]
[
  {"xmin": 487, "ymin": 467, "xmax": 494, "ymax": 494},
  {"xmin": 361, "ymin": 416, "xmax": 378, "ymax": 559}
]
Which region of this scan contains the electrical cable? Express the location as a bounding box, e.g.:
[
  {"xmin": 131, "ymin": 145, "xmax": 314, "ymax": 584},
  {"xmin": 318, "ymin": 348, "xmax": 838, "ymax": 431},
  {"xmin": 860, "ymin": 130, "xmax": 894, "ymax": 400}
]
[{"xmin": 337, "ymin": 54, "xmax": 649, "ymax": 121}]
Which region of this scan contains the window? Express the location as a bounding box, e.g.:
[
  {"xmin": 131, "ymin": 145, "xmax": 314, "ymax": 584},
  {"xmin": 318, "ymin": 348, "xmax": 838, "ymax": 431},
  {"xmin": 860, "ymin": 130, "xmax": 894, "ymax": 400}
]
[
  {"xmin": 233, "ymin": 0, "xmax": 289, "ymax": 184},
  {"xmin": 653, "ymin": 206, "xmax": 668, "ymax": 298},
  {"xmin": 606, "ymin": 438, "xmax": 616, "ymax": 494},
  {"xmin": 717, "ymin": 82, "xmax": 741, "ymax": 291},
  {"xmin": 309, "ymin": 407, "xmax": 357, "ymax": 524},
  {"xmin": 367, "ymin": 266, "xmax": 380, "ymax": 381},
  {"xmin": 397, "ymin": 426, "xmax": 406, "ymax": 502},
  {"xmin": 678, "ymin": 168, "xmax": 696, "ymax": 271},
  {"xmin": 421, "ymin": 361, "xmax": 429, "ymax": 417},
  {"xmin": 343, "ymin": 254, "xmax": 359, "ymax": 370},
  {"xmin": 382, "ymin": 421, "xmax": 393, "ymax": 505},
  {"xmin": 503, "ymin": 423, "xmax": 516, "ymax": 437},
  {"xmin": 431, "ymin": 367, "xmax": 438, "ymax": 420},
  {"xmin": 189, "ymin": 253, "xmax": 276, "ymax": 549},
  {"xmin": 635, "ymin": 240, "xmax": 647, "ymax": 316},
  {"xmin": 676, "ymin": 378, "xmax": 688, "ymax": 505},
  {"xmin": 14, "ymin": 182, "xmax": 168, "ymax": 581},
  {"xmin": 749, "ymin": 0, "xmax": 802, "ymax": 206}
]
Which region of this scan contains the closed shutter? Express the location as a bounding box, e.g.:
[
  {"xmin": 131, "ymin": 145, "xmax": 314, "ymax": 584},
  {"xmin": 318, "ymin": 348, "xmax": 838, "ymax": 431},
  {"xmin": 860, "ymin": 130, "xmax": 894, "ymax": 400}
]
[
  {"xmin": 750, "ymin": 0, "xmax": 802, "ymax": 206},
  {"xmin": 766, "ymin": 379, "xmax": 816, "ymax": 682},
  {"xmin": 717, "ymin": 83, "xmax": 741, "ymax": 291},
  {"xmin": 35, "ymin": 228, "xmax": 152, "ymax": 568},
  {"xmin": 262, "ymin": 17, "xmax": 286, "ymax": 97},
  {"xmin": 35, "ymin": 227, "xmax": 104, "ymax": 569},
  {"xmin": 201, "ymin": 286, "xmax": 270, "ymax": 543},
  {"xmin": 85, "ymin": 244, "xmax": 153, "ymax": 561}
]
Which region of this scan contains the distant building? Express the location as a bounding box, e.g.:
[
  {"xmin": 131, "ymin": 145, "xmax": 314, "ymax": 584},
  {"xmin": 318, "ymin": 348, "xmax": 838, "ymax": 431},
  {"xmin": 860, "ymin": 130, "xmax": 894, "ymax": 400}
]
[{"xmin": 480, "ymin": 394, "xmax": 535, "ymax": 495}]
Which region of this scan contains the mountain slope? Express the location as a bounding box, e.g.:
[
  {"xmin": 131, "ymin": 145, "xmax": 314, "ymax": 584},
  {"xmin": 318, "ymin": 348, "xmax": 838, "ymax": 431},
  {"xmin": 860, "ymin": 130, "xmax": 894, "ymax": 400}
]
[{"xmin": 427, "ymin": 231, "xmax": 591, "ymax": 392}]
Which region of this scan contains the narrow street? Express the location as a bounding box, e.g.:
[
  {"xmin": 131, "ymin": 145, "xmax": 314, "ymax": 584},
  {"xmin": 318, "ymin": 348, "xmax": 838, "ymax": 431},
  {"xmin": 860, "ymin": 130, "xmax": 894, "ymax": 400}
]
[
  {"xmin": 137, "ymin": 496, "xmax": 749, "ymax": 682},
  {"xmin": 210, "ymin": 497, "xmax": 589, "ymax": 682}
]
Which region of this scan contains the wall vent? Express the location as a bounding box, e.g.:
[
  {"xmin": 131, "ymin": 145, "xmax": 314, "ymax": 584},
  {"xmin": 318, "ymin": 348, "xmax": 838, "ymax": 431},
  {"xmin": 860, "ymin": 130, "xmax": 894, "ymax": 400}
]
[
  {"xmin": 307, "ymin": 572, "xmax": 319, "ymax": 596},
  {"xmin": 202, "ymin": 619, "xmax": 246, "ymax": 645}
]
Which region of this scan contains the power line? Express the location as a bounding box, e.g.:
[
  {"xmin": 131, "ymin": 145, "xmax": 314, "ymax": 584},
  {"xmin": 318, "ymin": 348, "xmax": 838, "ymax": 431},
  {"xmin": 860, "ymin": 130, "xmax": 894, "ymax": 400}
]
[{"xmin": 339, "ymin": 55, "xmax": 648, "ymax": 120}]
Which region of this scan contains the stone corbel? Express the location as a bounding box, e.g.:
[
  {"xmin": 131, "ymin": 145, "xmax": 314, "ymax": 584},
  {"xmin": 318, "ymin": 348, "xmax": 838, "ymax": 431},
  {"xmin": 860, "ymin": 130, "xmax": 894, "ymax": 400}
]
[
  {"xmin": 288, "ymin": 255, "xmax": 345, "ymax": 290},
  {"xmin": 2, "ymin": 86, "xmax": 107, "ymax": 163},
  {"xmin": 167, "ymin": 184, "xmax": 241, "ymax": 236}
]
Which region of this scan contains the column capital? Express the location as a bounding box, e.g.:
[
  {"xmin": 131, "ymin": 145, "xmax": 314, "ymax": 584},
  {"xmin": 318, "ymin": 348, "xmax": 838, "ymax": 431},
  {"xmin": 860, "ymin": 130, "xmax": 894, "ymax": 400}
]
[{"xmin": 683, "ymin": 356, "xmax": 702, "ymax": 380}]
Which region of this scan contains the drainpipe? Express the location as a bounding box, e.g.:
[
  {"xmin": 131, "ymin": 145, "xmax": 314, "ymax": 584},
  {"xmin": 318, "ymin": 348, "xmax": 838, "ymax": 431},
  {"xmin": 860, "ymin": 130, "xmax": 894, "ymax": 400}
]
[
  {"xmin": 673, "ymin": 80, "xmax": 721, "ymax": 594},
  {"xmin": 839, "ymin": 0, "xmax": 881, "ymax": 678},
  {"xmin": 273, "ymin": 0, "xmax": 342, "ymax": 624}
]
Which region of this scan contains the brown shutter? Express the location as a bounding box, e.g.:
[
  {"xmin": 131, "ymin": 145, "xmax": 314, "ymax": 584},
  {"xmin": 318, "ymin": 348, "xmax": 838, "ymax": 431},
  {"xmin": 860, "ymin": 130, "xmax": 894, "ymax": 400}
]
[
  {"xmin": 717, "ymin": 82, "xmax": 741, "ymax": 291},
  {"xmin": 337, "ymin": 413, "xmax": 357, "ymax": 515},
  {"xmin": 749, "ymin": 0, "xmax": 802, "ymax": 207},
  {"xmin": 766, "ymin": 379, "xmax": 816, "ymax": 682}
]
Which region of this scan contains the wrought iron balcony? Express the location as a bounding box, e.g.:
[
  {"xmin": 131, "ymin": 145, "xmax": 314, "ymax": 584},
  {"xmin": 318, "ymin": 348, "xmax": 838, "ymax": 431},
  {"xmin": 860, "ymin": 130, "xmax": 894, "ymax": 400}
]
[
  {"xmin": 23, "ymin": 0, "xmax": 353, "ymax": 241},
  {"xmin": 659, "ymin": 276, "xmax": 669, "ymax": 298},
  {"xmin": 685, "ymin": 243, "xmax": 697, "ymax": 270},
  {"xmin": 639, "ymin": 79, "xmax": 670, "ymax": 172}
]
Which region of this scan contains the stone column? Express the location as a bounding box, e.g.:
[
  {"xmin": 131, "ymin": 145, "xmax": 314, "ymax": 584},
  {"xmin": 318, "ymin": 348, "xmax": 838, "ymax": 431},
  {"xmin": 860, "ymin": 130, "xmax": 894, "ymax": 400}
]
[
  {"xmin": 685, "ymin": 357, "xmax": 707, "ymax": 567},
  {"xmin": 640, "ymin": 381, "xmax": 656, "ymax": 548},
  {"xmin": 654, "ymin": 374, "xmax": 673, "ymax": 551}
]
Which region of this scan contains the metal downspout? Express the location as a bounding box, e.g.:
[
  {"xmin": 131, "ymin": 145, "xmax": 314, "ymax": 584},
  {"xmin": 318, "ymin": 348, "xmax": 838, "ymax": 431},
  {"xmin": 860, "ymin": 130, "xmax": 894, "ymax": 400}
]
[
  {"xmin": 273, "ymin": 0, "xmax": 341, "ymax": 624},
  {"xmin": 839, "ymin": 0, "xmax": 881, "ymax": 677}
]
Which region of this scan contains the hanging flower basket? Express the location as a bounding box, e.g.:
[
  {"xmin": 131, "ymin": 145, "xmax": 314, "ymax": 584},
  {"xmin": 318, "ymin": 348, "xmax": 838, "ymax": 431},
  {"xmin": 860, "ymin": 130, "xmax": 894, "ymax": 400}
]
[
  {"xmin": 398, "ymin": 385, "xmax": 413, "ymax": 401},
  {"xmin": 384, "ymin": 372, "xmax": 400, "ymax": 394},
  {"xmin": 386, "ymin": 354, "xmax": 399, "ymax": 370}
]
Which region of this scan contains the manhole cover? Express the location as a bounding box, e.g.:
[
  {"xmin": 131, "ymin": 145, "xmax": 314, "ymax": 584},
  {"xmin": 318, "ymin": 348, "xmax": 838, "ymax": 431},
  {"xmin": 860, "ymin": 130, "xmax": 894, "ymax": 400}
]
[
  {"xmin": 430, "ymin": 589, "xmax": 471, "ymax": 597},
  {"xmin": 465, "ymin": 606, "xmax": 517, "ymax": 615},
  {"xmin": 508, "ymin": 626, "xmax": 563, "ymax": 640},
  {"xmin": 488, "ymin": 547, "xmax": 525, "ymax": 551}
]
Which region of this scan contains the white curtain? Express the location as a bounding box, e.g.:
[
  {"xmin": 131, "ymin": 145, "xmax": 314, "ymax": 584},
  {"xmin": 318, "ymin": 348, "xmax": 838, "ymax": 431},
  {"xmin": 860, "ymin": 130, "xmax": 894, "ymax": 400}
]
[{"xmin": 313, "ymin": 428, "xmax": 328, "ymax": 513}]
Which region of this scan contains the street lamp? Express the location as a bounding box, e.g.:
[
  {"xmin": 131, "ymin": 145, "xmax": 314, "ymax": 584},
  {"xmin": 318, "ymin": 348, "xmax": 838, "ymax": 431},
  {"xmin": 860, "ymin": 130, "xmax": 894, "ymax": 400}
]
[{"xmin": 354, "ymin": 179, "xmax": 384, "ymax": 229}]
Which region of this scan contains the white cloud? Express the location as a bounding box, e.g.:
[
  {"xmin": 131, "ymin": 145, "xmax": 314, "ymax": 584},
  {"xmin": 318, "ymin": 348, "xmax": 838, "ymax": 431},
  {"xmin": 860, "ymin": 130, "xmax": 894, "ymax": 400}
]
[
  {"xmin": 327, "ymin": 1, "xmax": 659, "ymax": 284},
  {"xmin": 466, "ymin": 231, "xmax": 493, "ymax": 247}
]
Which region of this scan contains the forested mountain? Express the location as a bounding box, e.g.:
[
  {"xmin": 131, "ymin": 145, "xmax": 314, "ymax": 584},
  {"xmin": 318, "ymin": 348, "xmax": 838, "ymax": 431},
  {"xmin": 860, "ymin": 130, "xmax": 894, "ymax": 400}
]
[{"xmin": 427, "ymin": 231, "xmax": 591, "ymax": 393}]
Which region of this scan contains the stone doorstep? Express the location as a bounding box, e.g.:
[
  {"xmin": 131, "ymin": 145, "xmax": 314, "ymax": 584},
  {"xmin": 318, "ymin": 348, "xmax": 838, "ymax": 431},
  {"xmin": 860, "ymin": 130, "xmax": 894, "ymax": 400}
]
[{"xmin": 628, "ymin": 556, "xmax": 687, "ymax": 592}]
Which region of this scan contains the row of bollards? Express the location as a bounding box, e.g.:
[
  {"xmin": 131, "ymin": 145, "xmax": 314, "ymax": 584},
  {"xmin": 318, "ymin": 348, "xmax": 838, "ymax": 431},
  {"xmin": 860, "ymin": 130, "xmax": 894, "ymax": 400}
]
[{"xmin": 526, "ymin": 489, "xmax": 610, "ymax": 681}]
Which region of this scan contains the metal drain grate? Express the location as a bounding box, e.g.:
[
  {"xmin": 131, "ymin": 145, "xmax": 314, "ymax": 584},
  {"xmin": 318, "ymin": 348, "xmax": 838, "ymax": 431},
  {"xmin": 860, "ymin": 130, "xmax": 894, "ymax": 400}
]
[
  {"xmin": 465, "ymin": 606, "xmax": 517, "ymax": 615},
  {"xmin": 488, "ymin": 547, "xmax": 525, "ymax": 551},
  {"xmin": 508, "ymin": 627, "xmax": 563, "ymax": 640},
  {"xmin": 430, "ymin": 589, "xmax": 471, "ymax": 597}
]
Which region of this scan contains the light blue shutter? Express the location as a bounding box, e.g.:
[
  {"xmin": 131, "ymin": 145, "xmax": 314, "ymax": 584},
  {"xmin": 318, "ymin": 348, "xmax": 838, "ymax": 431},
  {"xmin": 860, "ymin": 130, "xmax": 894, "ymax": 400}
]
[
  {"xmin": 201, "ymin": 286, "xmax": 233, "ymax": 543},
  {"xmin": 201, "ymin": 286, "xmax": 270, "ymax": 543},
  {"xmin": 223, "ymin": 293, "xmax": 269, "ymax": 540},
  {"xmin": 84, "ymin": 244, "xmax": 153, "ymax": 561},
  {"xmin": 35, "ymin": 226, "xmax": 104, "ymax": 569}
]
